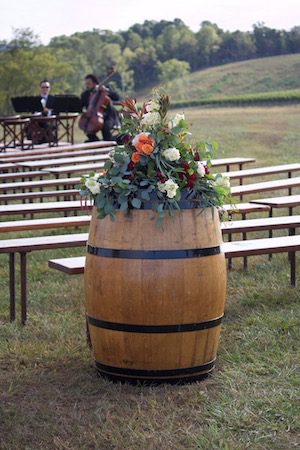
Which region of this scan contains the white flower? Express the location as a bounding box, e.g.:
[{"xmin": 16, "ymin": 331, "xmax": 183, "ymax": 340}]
[
  {"xmin": 141, "ymin": 111, "xmax": 161, "ymax": 127},
  {"xmin": 196, "ymin": 162, "xmax": 206, "ymax": 177},
  {"xmin": 168, "ymin": 112, "xmax": 185, "ymax": 129},
  {"xmin": 214, "ymin": 175, "xmax": 231, "ymax": 190},
  {"xmin": 162, "ymin": 147, "xmax": 180, "ymax": 162},
  {"xmin": 85, "ymin": 176, "xmax": 100, "ymax": 195},
  {"xmin": 157, "ymin": 182, "xmax": 166, "ymax": 193},
  {"xmin": 157, "ymin": 179, "xmax": 179, "ymax": 199}
]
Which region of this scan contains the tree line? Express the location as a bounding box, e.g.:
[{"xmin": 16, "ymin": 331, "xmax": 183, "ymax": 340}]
[{"xmin": 0, "ymin": 20, "xmax": 300, "ymax": 113}]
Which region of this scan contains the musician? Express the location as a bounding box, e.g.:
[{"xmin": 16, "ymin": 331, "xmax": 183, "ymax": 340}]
[
  {"xmin": 26, "ymin": 80, "xmax": 56, "ymax": 144},
  {"xmin": 80, "ymin": 74, "xmax": 120, "ymax": 142},
  {"xmin": 39, "ymin": 80, "xmax": 55, "ymax": 116}
]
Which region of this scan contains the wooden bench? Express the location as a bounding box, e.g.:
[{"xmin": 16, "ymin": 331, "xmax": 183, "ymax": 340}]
[
  {"xmin": 0, "ymin": 189, "xmax": 80, "ymax": 203},
  {"xmin": 205, "ymin": 157, "xmax": 255, "ymax": 171},
  {"xmin": 46, "ymin": 162, "xmax": 105, "ymax": 178},
  {"xmin": 0, "ymin": 177, "xmax": 81, "ymax": 193},
  {"xmin": 223, "ymin": 163, "xmax": 300, "ymax": 195},
  {"xmin": 48, "ymin": 234, "xmax": 300, "ymax": 285},
  {"xmin": 0, "ymin": 215, "xmax": 91, "ymax": 233},
  {"xmin": 0, "ymin": 200, "xmax": 92, "ymax": 217},
  {"xmin": 250, "ymin": 195, "xmax": 300, "ymax": 249},
  {"xmin": 0, "ymin": 163, "xmax": 19, "ymax": 172},
  {"xmin": 17, "ymin": 153, "xmax": 110, "ymax": 170},
  {"xmin": 231, "ymin": 177, "xmax": 300, "ymax": 198},
  {"xmin": 251, "ymin": 195, "xmax": 300, "ymax": 215},
  {"xmin": 3, "ymin": 146, "xmax": 114, "ymax": 163},
  {"xmin": 0, "ymin": 140, "xmax": 116, "ymax": 160},
  {"xmin": 0, "ymin": 232, "xmax": 88, "ymax": 323},
  {"xmin": 0, "ymin": 169, "xmax": 48, "ymax": 182}
]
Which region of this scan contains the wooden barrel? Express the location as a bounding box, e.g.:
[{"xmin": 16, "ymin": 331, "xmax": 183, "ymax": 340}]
[{"xmin": 85, "ymin": 206, "xmax": 226, "ymax": 384}]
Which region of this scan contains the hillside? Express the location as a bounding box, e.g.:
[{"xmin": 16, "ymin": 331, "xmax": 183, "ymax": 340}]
[{"xmin": 139, "ymin": 54, "xmax": 300, "ymax": 101}]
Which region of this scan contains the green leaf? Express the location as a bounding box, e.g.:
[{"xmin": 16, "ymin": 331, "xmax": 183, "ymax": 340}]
[
  {"xmin": 120, "ymin": 201, "xmax": 128, "ymax": 212},
  {"xmin": 141, "ymin": 191, "xmax": 150, "ymax": 201},
  {"xmin": 131, "ymin": 198, "xmax": 142, "ymax": 209}
]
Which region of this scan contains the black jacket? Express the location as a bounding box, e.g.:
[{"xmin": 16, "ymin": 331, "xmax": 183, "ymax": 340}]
[
  {"xmin": 80, "ymin": 86, "xmax": 120, "ymax": 127},
  {"xmin": 39, "ymin": 94, "xmax": 55, "ymax": 115}
]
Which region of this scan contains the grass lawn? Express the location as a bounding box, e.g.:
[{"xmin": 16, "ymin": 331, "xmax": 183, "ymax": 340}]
[{"xmin": 0, "ymin": 105, "xmax": 300, "ymax": 450}]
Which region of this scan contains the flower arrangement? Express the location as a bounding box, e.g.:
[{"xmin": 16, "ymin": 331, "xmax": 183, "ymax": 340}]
[{"xmin": 80, "ymin": 93, "xmax": 230, "ymax": 224}]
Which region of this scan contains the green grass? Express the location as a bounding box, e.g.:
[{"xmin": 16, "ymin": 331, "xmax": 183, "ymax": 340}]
[
  {"xmin": 1, "ymin": 105, "xmax": 300, "ymax": 449},
  {"xmin": 138, "ymin": 54, "xmax": 300, "ymax": 102}
]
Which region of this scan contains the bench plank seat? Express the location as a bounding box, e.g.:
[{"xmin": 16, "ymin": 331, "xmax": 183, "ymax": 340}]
[
  {"xmin": 0, "ymin": 232, "xmax": 88, "ymax": 253},
  {"xmin": 0, "ymin": 141, "xmax": 116, "ymax": 160},
  {"xmin": 2, "ymin": 146, "xmax": 114, "ymax": 163},
  {"xmin": 0, "ymin": 215, "xmax": 91, "ymax": 232},
  {"xmin": 17, "ymin": 153, "xmax": 110, "ymax": 169},
  {"xmin": 0, "ymin": 170, "xmax": 48, "ymax": 181},
  {"xmin": 223, "ymin": 163, "xmax": 300, "ymax": 180},
  {"xmin": 231, "ymin": 177, "xmax": 300, "ymax": 197},
  {"xmin": 46, "ymin": 162, "xmax": 105, "ymax": 176},
  {"xmin": 48, "ymin": 234, "xmax": 300, "ymax": 275},
  {"xmin": 0, "ymin": 177, "xmax": 81, "ymax": 192},
  {"xmin": 250, "ymin": 195, "xmax": 300, "ymax": 209},
  {"xmin": 0, "ymin": 200, "xmax": 92, "ymax": 216},
  {"xmin": 221, "ymin": 215, "xmax": 300, "ymax": 233},
  {"xmin": 0, "ymin": 189, "xmax": 80, "ymax": 203}
]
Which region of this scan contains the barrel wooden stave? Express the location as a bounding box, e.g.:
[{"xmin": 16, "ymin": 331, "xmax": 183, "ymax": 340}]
[{"xmin": 85, "ymin": 206, "xmax": 226, "ymax": 383}]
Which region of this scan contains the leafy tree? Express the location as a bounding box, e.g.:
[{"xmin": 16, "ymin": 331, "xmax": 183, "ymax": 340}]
[
  {"xmin": 158, "ymin": 58, "xmax": 190, "ymax": 82},
  {"xmin": 196, "ymin": 22, "xmax": 221, "ymax": 67}
]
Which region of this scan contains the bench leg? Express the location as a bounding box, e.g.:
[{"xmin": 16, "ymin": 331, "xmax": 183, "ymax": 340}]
[
  {"xmin": 9, "ymin": 254, "xmax": 16, "ymax": 321},
  {"xmin": 242, "ymin": 213, "xmax": 248, "ymax": 270},
  {"xmin": 269, "ymin": 208, "xmax": 273, "ymax": 261},
  {"xmin": 290, "ymin": 252, "xmax": 296, "ymax": 287},
  {"xmin": 228, "ymin": 232, "xmax": 232, "ymax": 270},
  {"xmin": 20, "ymin": 252, "xmax": 27, "ymax": 325}
]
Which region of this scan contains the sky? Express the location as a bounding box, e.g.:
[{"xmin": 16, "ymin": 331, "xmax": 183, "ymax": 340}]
[{"xmin": 0, "ymin": 0, "xmax": 299, "ymax": 44}]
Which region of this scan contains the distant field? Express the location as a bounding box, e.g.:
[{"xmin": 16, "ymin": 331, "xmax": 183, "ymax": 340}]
[
  {"xmin": 1, "ymin": 104, "xmax": 300, "ymax": 449},
  {"xmin": 138, "ymin": 54, "xmax": 300, "ymax": 102}
]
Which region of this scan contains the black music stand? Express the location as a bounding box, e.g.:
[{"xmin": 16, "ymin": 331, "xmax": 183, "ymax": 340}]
[
  {"xmin": 11, "ymin": 96, "xmax": 43, "ymax": 114},
  {"xmin": 52, "ymin": 96, "xmax": 82, "ymax": 144},
  {"xmin": 52, "ymin": 95, "xmax": 82, "ymax": 114}
]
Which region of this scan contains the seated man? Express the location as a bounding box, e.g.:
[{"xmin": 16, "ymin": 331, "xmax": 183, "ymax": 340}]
[
  {"xmin": 80, "ymin": 74, "xmax": 120, "ymax": 142},
  {"xmin": 27, "ymin": 80, "xmax": 56, "ymax": 144},
  {"xmin": 39, "ymin": 79, "xmax": 55, "ymax": 116}
]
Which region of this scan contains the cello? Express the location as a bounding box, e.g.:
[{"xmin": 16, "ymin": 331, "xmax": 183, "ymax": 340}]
[{"xmin": 79, "ymin": 68, "xmax": 115, "ymax": 135}]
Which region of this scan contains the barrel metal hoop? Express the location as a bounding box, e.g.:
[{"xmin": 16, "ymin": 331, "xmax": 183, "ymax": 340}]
[
  {"xmin": 87, "ymin": 315, "xmax": 223, "ymax": 333},
  {"xmin": 95, "ymin": 359, "xmax": 216, "ymax": 378},
  {"xmin": 87, "ymin": 244, "xmax": 221, "ymax": 259}
]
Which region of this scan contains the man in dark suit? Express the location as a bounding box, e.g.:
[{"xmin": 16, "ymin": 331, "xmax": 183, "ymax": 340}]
[
  {"xmin": 80, "ymin": 74, "xmax": 120, "ymax": 142},
  {"xmin": 39, "ymin": 80, "xmax": 55, "ymax": 115},
  {"xmin": 27, "ymin": 80, "xmax": 56, "ymax": 144}
]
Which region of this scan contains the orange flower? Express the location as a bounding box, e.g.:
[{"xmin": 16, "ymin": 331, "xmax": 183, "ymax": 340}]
[
  {"xmin": 140, "ymin": 143, "xmax": 153, "ymax": 155},
  {"xmin": 133, "ymin": 133, "xmax": 154, "ymax": 155},
  {"xmin": 131, "ymin": 152, "xmax": 141, "ymax": 164}
]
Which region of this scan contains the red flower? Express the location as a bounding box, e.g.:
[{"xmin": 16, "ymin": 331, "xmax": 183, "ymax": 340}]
[
  {"xmin": 123, "ymin": 134, "xmax": 131, "ymax": 144},
  {"xmin": 180, "ymin": 162, "xmax": 189, "ymax": 170},
  {"xmin": 156, "ymin": 171, "xmax": 167, "ymax": 183},
  {"xmin": 194, "ymin": 152, "xmax": 200, "ymax": 161},
  {"xmin": 188, "ymin": 173, "xmax": 197, "ymax": 181},
  {"xmin": 205, "ymin": 165, "xmax": 210, "ymax": 175},
  {"xmin": 128, "ymin": 161, "xmax": 135, "ymax": 171}
]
